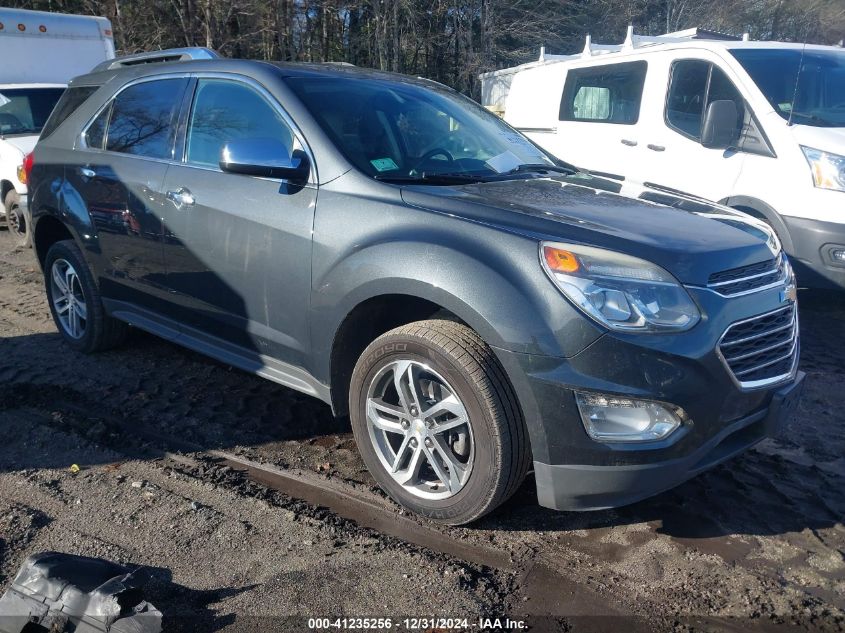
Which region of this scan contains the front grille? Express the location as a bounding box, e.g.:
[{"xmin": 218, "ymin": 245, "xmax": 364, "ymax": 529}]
[
  {"xmin": 718, "ymin": 304, "xmax": 799, "ymax": 389},
  {"xmin": 707, "ymin": 253, "xmax": 787, "ymax": 296}
]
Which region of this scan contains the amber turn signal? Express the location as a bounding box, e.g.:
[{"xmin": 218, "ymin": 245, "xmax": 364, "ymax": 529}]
[{"xmin": 543, "ymin": 246, "xmax": 580, "ymax": 273}]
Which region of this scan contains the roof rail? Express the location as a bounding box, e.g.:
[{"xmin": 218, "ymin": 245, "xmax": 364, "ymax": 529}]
[
  {"xmin": 538, "ymin": 25, "xmax": 745, "ymax": 62},
  {"xmin": 92, "ymin": 47, "xmax": 219, "ymax": 73}
]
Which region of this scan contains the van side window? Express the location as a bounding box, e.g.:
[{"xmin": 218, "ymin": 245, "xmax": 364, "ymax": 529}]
[
  {"xmin": 106, "ymin": 79, "xmax": 185, "ymax": 159},
  {"xmin": 666, "ymin": 61, "xmax": 746, "ymax": 145},
  {"xmin": 559, "ymin": 61, "xmax": 647, "ymax": 124},
  {"xmin": 665, "ymin": 60, "xmax": 710, "ymax": 139},
  {"xmin": 185, "ymin": 79, "xmax": 294, "ymax": 168}
]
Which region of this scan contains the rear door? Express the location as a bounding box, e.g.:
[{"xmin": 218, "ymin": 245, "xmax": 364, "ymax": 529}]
[
  {"xmin": 555, "ymin": 60, "xmax": 648, "ymax": 178},
  {"xmin": 631, "ymin": 56, "xmax": 747, "ymax": 200},
  {"xmin": 159, "ymin": 76, "xmax": 317, "ymax": 367},
  {"xmin": 67, "ymin": 77, "xmax": 188, "ymax": 316}
]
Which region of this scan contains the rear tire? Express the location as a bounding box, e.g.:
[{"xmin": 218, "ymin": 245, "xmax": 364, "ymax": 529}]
[
  {"xmin": 349, "ymin": 320, "xmax": 530, "ymax": 525},
  {"xmin": 3, "ymin": 191, "xmax": 31, "ymax": 249},
  {"xmin": 44, "ymin": 240, "xmax": 128, "ymax": 353}
]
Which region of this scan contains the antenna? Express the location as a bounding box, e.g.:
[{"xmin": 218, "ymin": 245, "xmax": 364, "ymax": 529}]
[{"xmin": 787, "ymin": 41, "xmax": 807, "ymax": 126}]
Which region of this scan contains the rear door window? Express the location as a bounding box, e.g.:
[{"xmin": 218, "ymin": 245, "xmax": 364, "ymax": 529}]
[
  {"xmin": 105, "ymin": 78, "xmax": 187, "ymax": 159},
  {"xmin": 559, "ymin": 61, "xmax": 648, "ymax": 124},
  {"xmin": 185, "ymin": 79, "xmax": 294, "ymax": 167}
]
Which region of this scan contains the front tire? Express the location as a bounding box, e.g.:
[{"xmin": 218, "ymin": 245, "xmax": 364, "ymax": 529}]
[
  {"xmin": 3, "ymin": 190, "xmax": 31, "ymax": 249},
  {"xmin": 349, "ymin": 320, "xmax": 529, "ymax": 525},
  {"xmin": 44, "ymin": 240, "xmax": 128, "ymax": 353}
]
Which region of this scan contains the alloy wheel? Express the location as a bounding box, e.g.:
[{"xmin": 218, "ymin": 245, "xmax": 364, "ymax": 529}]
[
  {"xmin": 50, "ymin": 259, "xmax": 88, "ymax": 339},
  {"xmin": 365, "ymin": 359, "xmax": 474, "ymax": 500}
]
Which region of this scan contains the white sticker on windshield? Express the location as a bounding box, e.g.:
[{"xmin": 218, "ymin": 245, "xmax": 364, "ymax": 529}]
[
  {"xmin": 0, "ymin": 93, "xmax": 10, "ymax": 107},
  {"xmin": 485, "ymin": 150, "xmax": 523, "ymax": 174},
  {"xmin": 498, "ymin": 131, "xmax": 547, "ymax": 160}
]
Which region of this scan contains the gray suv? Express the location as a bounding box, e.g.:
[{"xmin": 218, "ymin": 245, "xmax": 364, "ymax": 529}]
[{"xmin": 28, "ymin": 48, "xmax": 804, "ymax": 524}]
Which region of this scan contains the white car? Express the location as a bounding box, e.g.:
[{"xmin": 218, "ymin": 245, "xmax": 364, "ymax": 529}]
[
  {"xmin": 0, "ymin": 7, "xmax": 114, "ymax": 247},
  {"xmin": 483, "ymin": 28, "xmax": 845, "ymax": 289}
]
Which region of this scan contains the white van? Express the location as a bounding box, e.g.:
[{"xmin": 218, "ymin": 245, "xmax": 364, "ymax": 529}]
[
  {"xmin": 484, "ymin": 28, "xmax": 845, "ymax": 289},
  {"xmin": 0, "ymin": 8, "xmax": 114, "ymax": 247}
]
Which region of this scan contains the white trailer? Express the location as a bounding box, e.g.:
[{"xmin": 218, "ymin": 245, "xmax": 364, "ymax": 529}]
[{"xmin": 0, "ymin": 7, "xmax": 114, "ymax": 247}]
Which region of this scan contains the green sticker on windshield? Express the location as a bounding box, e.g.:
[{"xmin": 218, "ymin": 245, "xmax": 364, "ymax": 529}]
[{"xmin": 370, "ymin": 157, "xmax": 398, "ymax": 172}]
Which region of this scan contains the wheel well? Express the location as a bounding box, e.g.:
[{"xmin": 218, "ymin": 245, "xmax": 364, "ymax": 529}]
[
  {"xmin": 329, "ymin": 294, "xmax": 464, "ymax": 417},
  {"xmin": 1, "ymin": 180, "xmax": 13, "ymax": 204},
  {"xmin": 33, "ymin": 216, "xmax": 73, "ymax": 267}
]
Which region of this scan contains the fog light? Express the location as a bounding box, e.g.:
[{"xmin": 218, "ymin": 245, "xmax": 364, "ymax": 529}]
[
  {"xmin": 574, "ymin": 392, "xmax": 686, "ymax": 443},
  {"xmin": 832, "ymin": 249, "xmax": 845, "ymax": 263}
]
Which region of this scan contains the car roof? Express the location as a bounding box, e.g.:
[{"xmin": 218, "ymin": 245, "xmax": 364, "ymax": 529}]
[{"xmin": 70, "ymin": 57, "xmax": 443, "ymax": 90}]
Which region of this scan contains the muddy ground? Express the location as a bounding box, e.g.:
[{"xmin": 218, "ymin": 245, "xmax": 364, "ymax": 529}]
[{"xmin": 0, "ymin": 238, "xmax": 843, "ymax": 632}]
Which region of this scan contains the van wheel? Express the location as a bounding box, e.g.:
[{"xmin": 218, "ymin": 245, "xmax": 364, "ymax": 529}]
[
  {"xmin": 3, "ymin": 191, "xmax": 31, "ymax": 249},
  {"xmin": 44, "ymin": 240, "xmax": 128, "ymax": 353},
  {"xmin": 349, "ymin": 320, "xmax": 529, "ymax": 525}
]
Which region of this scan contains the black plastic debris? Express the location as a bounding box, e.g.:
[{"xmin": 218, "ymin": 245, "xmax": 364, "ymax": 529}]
[{"xmin": 0, "ymin": 552, "xmax": 162, "ymax": 633}]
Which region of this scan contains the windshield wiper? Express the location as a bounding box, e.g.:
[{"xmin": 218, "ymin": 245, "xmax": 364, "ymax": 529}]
[
  {"xmin": 787, "ymin": 111, "xmax": 836, "ymax": 127},
  {"xmin": 374, "ymin": 172, "xmax": 489, "ymax": 185},
  {"xmin": 505, "ymin": 163, "xmax": 577, "ymax": 176}
]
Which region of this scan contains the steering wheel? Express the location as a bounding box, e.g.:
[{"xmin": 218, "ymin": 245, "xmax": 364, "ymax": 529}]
[{"xmin": 412, "ymin": 148, "xmax": 454, "ymax": 171}]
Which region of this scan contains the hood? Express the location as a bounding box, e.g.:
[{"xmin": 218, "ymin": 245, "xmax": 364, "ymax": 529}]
[
  {"xmin": 0, "ymin": 134, "xmax": 38, "ymax": 156},
  {"xmin": 400, "ymin": 173, "xmax": 777, "ymax": 286},
  {"xmin": 789, "ymin": 123, "xmax": 845, "ymax": 154}
]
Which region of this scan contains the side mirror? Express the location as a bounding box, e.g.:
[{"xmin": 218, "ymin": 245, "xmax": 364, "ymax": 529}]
[
  {"xmin": 701, "ymin": 100, "xmax": 738, "ymax": 150},
  {"xmin": 219, "ymin": 138, "xmax": 309, "ymax": 182}
]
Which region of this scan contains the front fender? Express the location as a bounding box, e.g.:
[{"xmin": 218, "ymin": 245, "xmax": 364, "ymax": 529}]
[{"xmin": 309, "ymin": 235, "xmax": 603, "ymax": 386}]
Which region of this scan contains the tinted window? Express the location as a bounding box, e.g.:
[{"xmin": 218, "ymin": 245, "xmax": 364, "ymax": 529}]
[
  {"xmin": 186, "ymin": 79, "xmax": 293, "ymax": 167},
  {"xmin": 106, "ymin": 79, "xmax": 185, "ymax": 159},
  {"xmin": 40, "ymin": 86, "xmax": 97, "ymax": 139},
  {"xmin": 85, "ymin": 104, "xmax": 110, "ymax": 150},
  {"xmin": 0, "ymin": 87, "xmax": 65, "ymax": 135},
  {"xmin": 559, "ymin": 61, "xmax": 647, "ymax": 124},
  {"xmin": 666, "ymin": 61, "xmax": 745, "ymax": 143},
  {"xmin": 286, "ymin": 76, "xmax": 554, "ymax": 179}
]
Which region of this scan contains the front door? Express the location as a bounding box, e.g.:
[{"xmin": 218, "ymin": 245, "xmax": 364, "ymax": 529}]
[
  {"xmin": 631, "ymin": 57, "xmax": 746, "ymax": 201},
  {"xmin": 159, "ymin": 77, "xmax": 317, "ymax": 367}
]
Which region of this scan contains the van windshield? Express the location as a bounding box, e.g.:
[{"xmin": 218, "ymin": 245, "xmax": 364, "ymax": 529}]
[
  {"xmin": 0, "ymin": 87, "xmax": 66, "ymax": 136},
  {"xmin": 731, "ymin": 48, "xmax": 845, "ymax": 127},
  {"xmin": 285, "ymin": 75, "xmax": 557, "ymax": 182}
]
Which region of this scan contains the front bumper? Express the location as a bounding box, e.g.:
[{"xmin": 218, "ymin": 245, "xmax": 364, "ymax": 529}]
[
  {"xmin": 781, "ymin": 215, "xmax": 845, "ymax": 289},
  {"xmin": 533, "ymin": 373, "xmax": 803, "ymax": 510},
  {"xmin": 494, "ymin": 284, "xmax": 803, "ymax": 512}
]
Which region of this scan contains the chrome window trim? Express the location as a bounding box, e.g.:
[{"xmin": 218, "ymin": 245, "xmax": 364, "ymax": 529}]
[
  {"xmin": 76, "ymin": 70, "xmax": 318, "ymax": 185},
  {"xmin": 715, "ymin": 303, "xmax": 799, "ymax": 391}
]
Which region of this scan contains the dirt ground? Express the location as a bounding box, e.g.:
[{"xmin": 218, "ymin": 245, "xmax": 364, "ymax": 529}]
[{"xmin": 0, "ymin": 237, "xmax": 843, "ymax": 632}]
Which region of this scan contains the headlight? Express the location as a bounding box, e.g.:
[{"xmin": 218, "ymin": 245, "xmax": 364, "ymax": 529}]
[
  {"xmin": 540, "ymin": 242, "xmax": 700, "ymax": 333},
  {"xmin": 802, "ymin": 146, "xmax": 845, "ymax": 192}
]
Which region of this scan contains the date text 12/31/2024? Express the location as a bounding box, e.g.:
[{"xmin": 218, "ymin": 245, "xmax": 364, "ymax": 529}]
[{"xmin": 307, "ymin": 617, "xmax": 528, "ymax": 630}]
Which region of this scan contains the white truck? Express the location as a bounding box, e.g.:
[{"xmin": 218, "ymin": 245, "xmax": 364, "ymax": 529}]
[
  {"xmin": 482, "ymin": 28, "xmax": 845, "ymax": 289},
  {"xmin": 0, "ymin": 7, "xmax": 114, "ymax": 247}
]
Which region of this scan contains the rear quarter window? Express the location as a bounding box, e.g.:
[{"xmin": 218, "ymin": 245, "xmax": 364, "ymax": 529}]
[
  {"xmin": 40, "ymin": 86, "xmax": 98, "ymax": 140},
  {"xmin": 559, "ymin": 61, "xmax": 648, "ymax": 124}
]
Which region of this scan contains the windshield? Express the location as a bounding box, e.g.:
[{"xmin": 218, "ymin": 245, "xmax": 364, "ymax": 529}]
[
  {"xmin": 731, "ymin": 48, "xmax": 845, "ymax": 127},
  {"xmin": 0, "ymin": 88, "xmax": 66, "ymax": 136},
  {"xmin": 285, "ymin": 75, "xmax": 557, "ymax": 182}
]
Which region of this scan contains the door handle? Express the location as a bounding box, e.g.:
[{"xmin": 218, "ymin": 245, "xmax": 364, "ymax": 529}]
[
  {"xmin": 78, "ymin": 166, "xmax": 96, "ymax": 179},
  {"xmin": 621, "ymin": 139, "xmax": 638, "ymax": 147},
  {"xmin": 647, "ymin": 144, "xmax": 666, "ymax": 152},
  {"xmin": 166, "ymin": 187, "xmax": 195, "ymax": 208}
]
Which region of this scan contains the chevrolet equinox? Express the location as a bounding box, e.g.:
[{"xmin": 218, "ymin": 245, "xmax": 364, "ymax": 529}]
[{"xmin": 27, "ymin": 48, "xmax": 804, "ymax": 524}]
